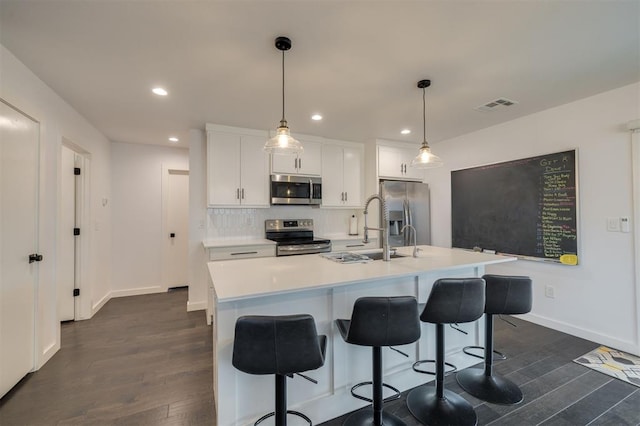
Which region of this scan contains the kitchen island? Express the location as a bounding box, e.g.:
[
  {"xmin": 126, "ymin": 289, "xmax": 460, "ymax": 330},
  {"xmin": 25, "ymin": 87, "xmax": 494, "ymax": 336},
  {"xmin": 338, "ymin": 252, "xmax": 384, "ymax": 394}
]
[{"xmin": 208, "ymin": 245, "xmax": 516, "ymax": 426}]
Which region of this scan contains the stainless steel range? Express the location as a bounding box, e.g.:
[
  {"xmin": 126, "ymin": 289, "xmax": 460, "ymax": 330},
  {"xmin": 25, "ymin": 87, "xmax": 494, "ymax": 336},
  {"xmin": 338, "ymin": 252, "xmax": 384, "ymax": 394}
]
[{"xmin": 265, "ymin": 219, "xmax": 331, "ymax": 256}]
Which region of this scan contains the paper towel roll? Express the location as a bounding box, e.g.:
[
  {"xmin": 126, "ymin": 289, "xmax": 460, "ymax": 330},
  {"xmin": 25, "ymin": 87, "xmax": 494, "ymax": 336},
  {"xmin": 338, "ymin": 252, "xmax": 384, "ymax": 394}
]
[{"xmin": 349, "ymin": 215, "xmax": 358, "ymax": 235}]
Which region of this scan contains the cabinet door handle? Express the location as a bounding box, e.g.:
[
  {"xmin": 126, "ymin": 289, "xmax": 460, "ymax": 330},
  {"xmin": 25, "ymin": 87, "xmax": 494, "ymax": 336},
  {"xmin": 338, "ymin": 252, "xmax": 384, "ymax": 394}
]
[
  {"xmin": 295, "ymin": 158, "xmax": 298, "ymax": 169},
  {"xmin": 299, "ymin": 158, "xmax": 302, "ymax": 169},
  {"xmin": 236, "ymin": 188, "xmax": 240, "ymax": 199},
  {"xmin": 345, "ymin": 192, "xmax": 348, "ymax": 202},
  {"xmin": 404, "ymin": 164, "xmax": 407, "ymax": 174},
  {"xmin": 341, "ymin": 192, "xmax": 344, "ymax": 201},
  {"xmin": 241, "ymin": 188, "xmax": 245, "ymax": 199},
  {"xmin": 230, "ymin": 251, "xmax": 258, "ymax": 256},
  {"xmin": 346, "ymin": 244, "xmax": 365, "ymax": 248},
  {"xmin": 400, "ymin": 163, "xmax": 404, "ymax": 173}
]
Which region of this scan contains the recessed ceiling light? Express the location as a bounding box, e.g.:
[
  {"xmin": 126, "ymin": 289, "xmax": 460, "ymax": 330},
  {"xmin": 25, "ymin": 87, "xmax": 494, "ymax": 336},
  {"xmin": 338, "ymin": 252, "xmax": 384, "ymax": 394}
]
[
  {"xmin": 168, "ymin": 137, "xmax": 179, "ymax": 142},
  {"xmin": 152, "ymin": 87, "xmax": 168, "ymax": 96},
  {"xmin": 311, "ymin": 114, "xmax": 323, "ymax": 121},
  {"xmin": 401, "ymin": 129, "xmax": 411, "ymax": 135}
]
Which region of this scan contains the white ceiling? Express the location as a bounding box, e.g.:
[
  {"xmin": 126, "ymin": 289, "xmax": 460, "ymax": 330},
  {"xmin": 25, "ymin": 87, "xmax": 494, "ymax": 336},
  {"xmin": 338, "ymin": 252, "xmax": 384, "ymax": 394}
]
[{"xmin": 1, "ymin": 1, "xmax": 638, "ymax": 149}]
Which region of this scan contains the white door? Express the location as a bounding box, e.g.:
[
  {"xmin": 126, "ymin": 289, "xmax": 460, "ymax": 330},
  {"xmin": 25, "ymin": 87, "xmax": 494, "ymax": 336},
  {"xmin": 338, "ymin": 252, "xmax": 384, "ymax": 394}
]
[
  {"xmin": 0, "ymin": 100, "xmax": 39, "ymax": 398},
  {"xmin": 58, "ymin": 146, "xmax": 75, "ymax": 321},
  {"xmin": 164, "ymin": 170, "xmax": 189, "ymax": 289}
]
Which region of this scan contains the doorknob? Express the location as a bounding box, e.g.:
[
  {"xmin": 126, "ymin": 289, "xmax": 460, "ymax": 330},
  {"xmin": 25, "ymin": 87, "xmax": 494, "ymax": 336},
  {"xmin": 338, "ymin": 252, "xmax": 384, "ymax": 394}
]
[
  {"xmin": 29, "ymin": 253, "xmax": 43, "ymax": 263},
  {"xmin": 170, "ymin": 233, "xmax": 175, "ymax": 238}
]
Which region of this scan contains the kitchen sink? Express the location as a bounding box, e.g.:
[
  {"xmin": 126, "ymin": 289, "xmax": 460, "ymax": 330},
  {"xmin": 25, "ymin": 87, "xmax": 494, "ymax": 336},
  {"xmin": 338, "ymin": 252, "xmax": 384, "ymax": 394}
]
[{"xmin": 363, "ymin": 251, "xmax": 407, "ymax": 261}]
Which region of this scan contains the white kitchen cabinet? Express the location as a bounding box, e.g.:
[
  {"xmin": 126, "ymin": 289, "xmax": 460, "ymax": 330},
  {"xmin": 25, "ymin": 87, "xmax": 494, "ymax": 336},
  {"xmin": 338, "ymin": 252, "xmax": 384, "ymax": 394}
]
[
  {"xmin": 330, "ymin": 238, "xmax": 378, "ymax": 252},
  {"xmin": 271, "ymin": 135, "xmax": 322, "ymax": 176},
  {"xmin": 207, "ymin": 244, "xmax": 276, "ymax": 261},
  {"xmin": 378, "ymin": 143, "xmax": 424, "ymax": 181},
  {"xmin": 321, "ymin": 142, "xmax": 363, "ymax": 207},
  {"xmin": 207, "ymin": 125, "xmax": 270, "ymax": 208}
]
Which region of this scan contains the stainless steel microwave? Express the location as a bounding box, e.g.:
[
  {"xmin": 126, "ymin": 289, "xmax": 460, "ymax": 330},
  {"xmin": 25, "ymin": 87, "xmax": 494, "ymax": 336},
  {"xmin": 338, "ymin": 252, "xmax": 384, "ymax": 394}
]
[{"xmin": 270, "ymin": 175, "xmax": 322, "ymax": 205}]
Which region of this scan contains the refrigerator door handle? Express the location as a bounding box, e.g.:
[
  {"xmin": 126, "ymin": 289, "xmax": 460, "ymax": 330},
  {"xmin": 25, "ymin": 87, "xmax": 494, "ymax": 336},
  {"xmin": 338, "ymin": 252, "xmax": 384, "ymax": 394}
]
[{"xmin": 403, "ymin": 199, "xmax": 409, "ymax": 246}]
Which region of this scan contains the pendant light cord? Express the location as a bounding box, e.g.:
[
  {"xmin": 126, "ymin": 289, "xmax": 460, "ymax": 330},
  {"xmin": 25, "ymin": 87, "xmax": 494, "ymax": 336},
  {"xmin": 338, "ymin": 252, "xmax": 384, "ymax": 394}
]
[
  {"xmin": 422, "ymin": 87, "xmax": 427, "ymax": 144},
  {"xmin": 281, "ymin": 49, "xmax": 286, "ymax": 122}
]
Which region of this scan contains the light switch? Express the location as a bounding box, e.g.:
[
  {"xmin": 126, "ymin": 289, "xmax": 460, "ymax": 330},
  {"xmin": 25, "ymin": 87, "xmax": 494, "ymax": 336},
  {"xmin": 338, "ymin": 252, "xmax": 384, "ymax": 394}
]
[{"xmin": 607, "ymin": 217, "xmax": 620, "ymax": 232}]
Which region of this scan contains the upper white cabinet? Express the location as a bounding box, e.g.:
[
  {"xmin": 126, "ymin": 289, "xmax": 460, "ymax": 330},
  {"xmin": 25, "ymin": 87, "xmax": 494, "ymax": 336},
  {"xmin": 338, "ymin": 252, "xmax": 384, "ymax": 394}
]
[
  {"xmin": 271, "ymin": 134, "xmax": 322, "ymax": 176},
  {"xmin": 207, "ymin": 124, "xmax": 270, "ymax": 208},
  {"xmin": 321, "ymin": 141, "xmax": 363, "ymax": 208},
  {"xmin": 378, "ymin": 143, "xmax": 424, "ymax": 181}
]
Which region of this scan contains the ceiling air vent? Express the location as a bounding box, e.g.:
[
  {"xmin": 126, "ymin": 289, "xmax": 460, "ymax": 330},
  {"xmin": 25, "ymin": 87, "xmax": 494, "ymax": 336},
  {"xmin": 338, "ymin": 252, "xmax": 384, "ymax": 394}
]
[{"xmin": 474, "ymin": 97, "xmax": 518, "ymax": 112}]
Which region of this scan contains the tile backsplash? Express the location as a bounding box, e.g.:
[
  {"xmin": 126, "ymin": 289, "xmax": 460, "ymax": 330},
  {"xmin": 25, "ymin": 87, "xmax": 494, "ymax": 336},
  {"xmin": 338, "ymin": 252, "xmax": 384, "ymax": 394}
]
[{"xmin": 207, "ymin": 206, "xmax": 365, "ymax": 239}]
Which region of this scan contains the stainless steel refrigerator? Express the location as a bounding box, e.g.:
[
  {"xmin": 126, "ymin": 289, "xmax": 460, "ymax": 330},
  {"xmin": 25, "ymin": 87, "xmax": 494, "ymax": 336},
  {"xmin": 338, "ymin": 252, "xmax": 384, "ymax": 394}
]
[{"xmin": 380, "ymin": 180, "xmax": 431, "ymax": 247}]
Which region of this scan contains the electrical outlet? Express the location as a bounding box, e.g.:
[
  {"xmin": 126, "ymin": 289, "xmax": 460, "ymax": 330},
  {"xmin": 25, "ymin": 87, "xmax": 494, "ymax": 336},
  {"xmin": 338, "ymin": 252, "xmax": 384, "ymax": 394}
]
[
  {"xmin": 607, "ymin": 217, "xmax": 620, "ymax": 232},
  {"xmin": 621, "ymin": 216, "xmax": 630, "ymax": 233},
  {"xmin": 545, "ymin": 285, "xmax": 555, "ymax": 298}
]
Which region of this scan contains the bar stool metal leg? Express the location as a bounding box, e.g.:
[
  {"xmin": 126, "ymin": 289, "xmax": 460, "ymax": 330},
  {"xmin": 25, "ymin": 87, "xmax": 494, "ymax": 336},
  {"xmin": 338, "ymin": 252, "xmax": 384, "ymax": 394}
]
[
  {"xmin": 343, "ymin": 347, "xmax": 405, "ymax": 426},
  {"xmin": 456, "ymin": 315, "xmax": 523, "ymax": 405},
  {"xmin": 407, "ymin": 324, "xmax": 478, "ymax": 426}
]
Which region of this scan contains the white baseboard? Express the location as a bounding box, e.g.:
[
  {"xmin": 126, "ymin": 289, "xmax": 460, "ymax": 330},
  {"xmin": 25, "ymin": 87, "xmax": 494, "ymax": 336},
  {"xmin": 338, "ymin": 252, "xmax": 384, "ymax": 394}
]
[
  {"xmin": 38, "ymin": 340, "xmax": 60, "ymax": 370},
  {"xmin": 522, "ymin": 312, "xmax": 640, "ymax": 356},
  {"xmin": 187, "ymin": 300, "xmax": 207, "ymax": 312},
  {"xmin": 110, "ymin": 286, "xmax": 163, "ymax": 298},
  {"xmin": 91, "ymin": 291, "xmax": 111, "ymax": 316}
]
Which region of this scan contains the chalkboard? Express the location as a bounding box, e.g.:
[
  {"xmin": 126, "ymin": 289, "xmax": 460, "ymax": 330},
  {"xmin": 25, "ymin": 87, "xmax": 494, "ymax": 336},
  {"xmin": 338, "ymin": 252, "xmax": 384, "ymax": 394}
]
[{"xmin": 451, "ymin": 150, "xmax": 578, "ymax": 263}]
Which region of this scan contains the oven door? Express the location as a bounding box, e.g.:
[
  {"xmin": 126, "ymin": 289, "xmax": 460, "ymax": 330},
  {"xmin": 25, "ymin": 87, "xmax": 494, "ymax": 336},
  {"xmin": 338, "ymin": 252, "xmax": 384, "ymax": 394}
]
[
  {"xmin": 271, "ymin": 175, "xmax": 321, "ymax": 205},
  {"xmin": 277, "ymin": 242, "xmax": 332, "ymax": 256}
]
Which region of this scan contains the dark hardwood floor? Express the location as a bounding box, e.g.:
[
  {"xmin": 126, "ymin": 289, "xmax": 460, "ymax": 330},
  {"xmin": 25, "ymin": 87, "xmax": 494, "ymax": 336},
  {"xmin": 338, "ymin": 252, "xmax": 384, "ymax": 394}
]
[
  {"xmin": 320, "ymin": 316, "xmax": 640, "ymax": 426},
  {"xmin": 0, "ymin": 288, "xmax": 214, "ymax": 425},
  {"xmin": 1, "ymin": 289, "xmax": 638, "ymax": 425}
]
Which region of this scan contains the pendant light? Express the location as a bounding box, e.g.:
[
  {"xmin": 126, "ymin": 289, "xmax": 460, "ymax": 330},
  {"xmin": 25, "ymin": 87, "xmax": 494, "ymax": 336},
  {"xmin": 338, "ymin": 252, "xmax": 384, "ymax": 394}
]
[
  {"xmin": 264, "ymin": 36, "xmax": 303, "ymax": 155},
  {"xmin": 411, "ymin": 79, "xmax": 443, "ymax": 168}
]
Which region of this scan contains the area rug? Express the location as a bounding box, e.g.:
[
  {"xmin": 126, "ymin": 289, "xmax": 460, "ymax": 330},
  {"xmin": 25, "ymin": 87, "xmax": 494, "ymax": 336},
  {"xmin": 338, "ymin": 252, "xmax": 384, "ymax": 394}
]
[{"xmin": 574, "ymin": 346, "xmax": 640, "ymax": 388}]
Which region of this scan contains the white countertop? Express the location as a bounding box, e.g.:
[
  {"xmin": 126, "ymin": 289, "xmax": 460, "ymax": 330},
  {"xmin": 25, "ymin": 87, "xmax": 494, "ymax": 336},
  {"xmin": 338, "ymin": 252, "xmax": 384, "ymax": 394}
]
[
  {"xmin": 318, "ymin": 233, "xmax": 366, "ymax": 240},
  {"xmin": 208, "ymin": 245, "xmax": 516, "ymax": 302},
  {"xmin": 202, "ymin": 238, "xmax": 276, "ymax": 249}
]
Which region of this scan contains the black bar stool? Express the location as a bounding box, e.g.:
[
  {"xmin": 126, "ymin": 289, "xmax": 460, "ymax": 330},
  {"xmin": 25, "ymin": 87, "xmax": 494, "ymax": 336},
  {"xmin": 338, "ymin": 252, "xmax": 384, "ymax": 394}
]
[
  {"xmin": 407, "ymin": 278, "xmax": 486, "ymax": 426},
  {"xmin": 336, "ymin": 296, "xmax": 421, "ymax": 426},
  {"xmin": 232, "ymin": 314, "xmax": 327, "ymax": 426},
  {"xmin": 456, "ymin": 274, "xmax": 532, "ymax": 405}
]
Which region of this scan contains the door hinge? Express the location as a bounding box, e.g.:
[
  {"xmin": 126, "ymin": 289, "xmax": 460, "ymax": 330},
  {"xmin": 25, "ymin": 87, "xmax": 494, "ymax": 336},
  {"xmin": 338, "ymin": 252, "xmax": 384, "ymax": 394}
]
[
  {"xmin": 73, "ymin": 288, "xmax": 80, "ymax": 297},
  {"xmin": 74, "ymin": 228, "xmax": 80, "ymax": 236},
  {"xmin": 74, "ymin": 167, "xmax": 81, "ymax": 175},
  {"xmin": 28, "ymin": 253, "xmax": 43, "ymax": 263}
]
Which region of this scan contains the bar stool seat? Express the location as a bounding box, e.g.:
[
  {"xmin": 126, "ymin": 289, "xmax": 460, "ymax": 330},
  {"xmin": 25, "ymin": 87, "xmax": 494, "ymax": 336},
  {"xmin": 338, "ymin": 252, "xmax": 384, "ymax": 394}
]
[
  {"xmin": 336, "ymin": 296, "xmax": 421, "ymax": 426},
  {"xmin": 456, "ymin": 275, "xmax": 533, "ymax": 405},
  {"xmin": 407, "ymin": 278, "xmax": 486, "ymax": 426},
  {"xmin": 232, "ymin": 314, "xmax": 327, "ymax": 426}
]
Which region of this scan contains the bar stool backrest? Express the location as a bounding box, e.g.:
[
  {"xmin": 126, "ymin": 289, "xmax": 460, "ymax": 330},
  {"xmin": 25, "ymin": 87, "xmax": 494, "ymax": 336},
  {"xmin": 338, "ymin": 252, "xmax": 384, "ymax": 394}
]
[
  {"xmin": 482, "ymin": 274, "xmax": 533, "ymax": 315},
  {"xmin": 232, "ymin": 314, "xmax": 326, "ymax": 375},
  {"xmin": 346, "ymin": 296, "xmax": 421, "ymax": 347},
  {"xmin": 421, "ymin": 278, "xmax": 486, "ymax": 324}
]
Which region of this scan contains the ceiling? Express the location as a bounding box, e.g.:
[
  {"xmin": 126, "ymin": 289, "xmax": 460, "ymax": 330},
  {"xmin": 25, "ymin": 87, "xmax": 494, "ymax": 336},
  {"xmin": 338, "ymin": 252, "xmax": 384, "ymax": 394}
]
[{"xmin": 1, "ymin": 1, "xmax": 638, "ymax": 149}]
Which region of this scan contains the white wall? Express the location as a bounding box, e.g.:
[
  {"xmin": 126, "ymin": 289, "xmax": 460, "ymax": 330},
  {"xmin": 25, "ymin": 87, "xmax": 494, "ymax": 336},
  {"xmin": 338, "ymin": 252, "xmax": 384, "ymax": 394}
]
[
  {"xmin": 426, "ymin": 82, "xmax": 640, "ymax": 355},
  {"xmin": 0, "ymin": 45, "xmax": 112, "ymax": 367},
  {"xmin": 111, "ymin": 141, "xmax": 188, "ymax": 297}
]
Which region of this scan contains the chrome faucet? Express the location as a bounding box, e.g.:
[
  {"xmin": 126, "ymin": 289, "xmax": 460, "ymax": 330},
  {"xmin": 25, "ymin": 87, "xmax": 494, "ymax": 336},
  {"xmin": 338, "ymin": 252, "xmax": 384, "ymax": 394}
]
[
  {"xmin": 363, "ymin": 194, "xmax": 390, "ymax": 261},
  {"xmin": 400, "ymin": 224, "xmax": 420, "ymax": 257}
]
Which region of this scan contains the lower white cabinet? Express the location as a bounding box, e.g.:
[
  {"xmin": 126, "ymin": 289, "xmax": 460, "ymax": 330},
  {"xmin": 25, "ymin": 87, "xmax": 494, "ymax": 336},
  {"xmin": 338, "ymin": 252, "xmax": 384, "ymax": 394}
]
[
  {"xmin": 331, "ymin": 238, "xmax": 378, "ymax": 252},
  {"xmin": 207, "ymin": 244, "xmax": 276, "ymax": 261}
]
